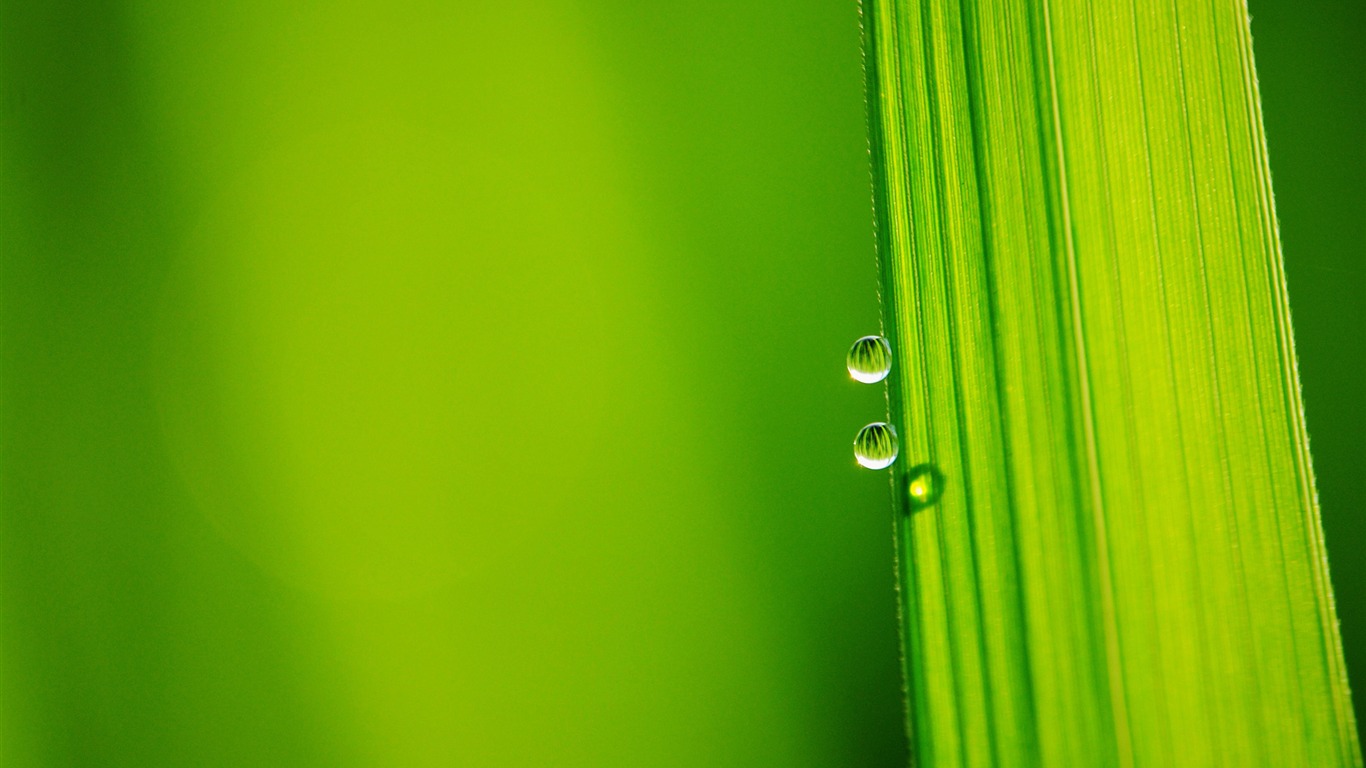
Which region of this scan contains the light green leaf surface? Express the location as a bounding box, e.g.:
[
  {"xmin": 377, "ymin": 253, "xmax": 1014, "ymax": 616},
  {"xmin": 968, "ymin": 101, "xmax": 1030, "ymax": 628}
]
[{"xmin": 862, "ymin": 0, "xmax": 1361, "ymax": 764}]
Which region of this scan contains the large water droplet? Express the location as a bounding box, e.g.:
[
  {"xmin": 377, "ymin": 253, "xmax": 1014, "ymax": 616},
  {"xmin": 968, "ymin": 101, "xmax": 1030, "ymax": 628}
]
[
  {"xmin": 847, "ymin": 335, "xmax": 892, "ymax": 384},
  {"xmin": 854, "ymin": 422, "xmax": 899, "ymax": 470},
  {"xmin": 905, "ymin": 463, "xmax": 946, "ymax": 511}
]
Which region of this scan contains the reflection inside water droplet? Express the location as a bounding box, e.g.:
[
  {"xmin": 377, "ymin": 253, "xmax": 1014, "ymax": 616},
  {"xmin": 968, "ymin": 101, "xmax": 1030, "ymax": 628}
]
[
  {"xmin": 846, "ymin": 335, "xmax": 892, "ymax": 384},
  {"xmin": 854, "ymin": 422, "xmax": 899, "ymax": 470},
  {"xmin": 905, "ymin": 463, "xmax": 946, "ymax": 511}
]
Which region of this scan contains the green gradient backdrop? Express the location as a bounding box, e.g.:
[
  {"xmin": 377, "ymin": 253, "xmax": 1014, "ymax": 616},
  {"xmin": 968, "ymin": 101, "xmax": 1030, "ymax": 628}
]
[
  {"xmin": 1251, "ymin": 0, "xmax": 1366, "ymax": 730},
  {"xmin": 1, "ymin": 0, "xmax": 1360, "ymax": 765}
]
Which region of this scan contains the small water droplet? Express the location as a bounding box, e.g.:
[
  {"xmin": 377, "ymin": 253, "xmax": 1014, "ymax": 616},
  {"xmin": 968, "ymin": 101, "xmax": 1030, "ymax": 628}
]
[
  {"xmin": 854, "ymin": 422, "xmax": 899, "ymax": 470},
  {"xmin": 847, "ymin": 335, "xmax": 892, "ymax": 384},
  {"xmin": 905, "ymin": 463, "xmax": 946, "ymax": 510}
]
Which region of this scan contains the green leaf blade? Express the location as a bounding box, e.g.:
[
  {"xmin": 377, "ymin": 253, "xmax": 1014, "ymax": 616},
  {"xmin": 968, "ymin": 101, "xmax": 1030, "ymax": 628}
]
[{"xmin": 863, "ymin": 0, "xmax": 1362, "ymax": 764}]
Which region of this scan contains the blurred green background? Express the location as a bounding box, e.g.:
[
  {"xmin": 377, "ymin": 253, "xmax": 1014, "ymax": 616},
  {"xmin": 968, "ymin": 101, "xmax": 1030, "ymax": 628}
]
[
  {"xmin": 1252, "ymin": 0, "xmax": 1366, "ymax": 732},
  {"xmin": 1, "ymin": 0, "xmax": 1360, "ymax": 765}
]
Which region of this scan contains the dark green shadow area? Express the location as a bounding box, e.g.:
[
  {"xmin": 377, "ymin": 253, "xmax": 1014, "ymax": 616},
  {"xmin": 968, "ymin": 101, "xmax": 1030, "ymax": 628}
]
[{"xmin": 1249, "ymin": 0, "xmax": 1366, "ymax": 734}]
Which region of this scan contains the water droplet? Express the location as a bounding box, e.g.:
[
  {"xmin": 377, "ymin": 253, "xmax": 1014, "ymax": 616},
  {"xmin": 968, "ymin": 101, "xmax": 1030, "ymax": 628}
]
[
  {"xmin": 854, "ymin": 422, "xmax": 899, "ymax": 470},
  {"xmin": 847, "ymin": 335, "xmax": 892, "ymax": 384},
  {"xmin": 905, "ymin": 463, "xmax": 946, "ymax": 510}
]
